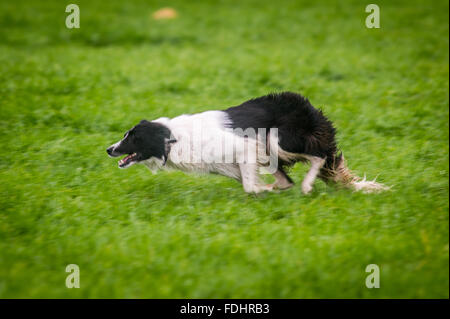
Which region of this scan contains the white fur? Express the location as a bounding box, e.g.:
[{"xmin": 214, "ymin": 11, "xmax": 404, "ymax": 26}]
[
  {"xmin": 301, "ymin": 155, "xmax": 326, "ymax": 194},
  {"xmin": 351, "ymin": 174, "xmax": 390, "ymax": 193},
  {"xmin": 147, "ymin": 111, "xmax": 249, "ymax": 181}
]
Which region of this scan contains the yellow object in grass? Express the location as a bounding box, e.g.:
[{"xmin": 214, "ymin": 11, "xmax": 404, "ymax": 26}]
[{"xmin": 152, "ymin": 7, "xmax": 178, "ymax": 20}]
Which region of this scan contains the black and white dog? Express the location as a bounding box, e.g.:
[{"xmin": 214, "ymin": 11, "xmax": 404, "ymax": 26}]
[{"xmin": 107, "ymin": 92, "xmax": 387, "ymax": 194}]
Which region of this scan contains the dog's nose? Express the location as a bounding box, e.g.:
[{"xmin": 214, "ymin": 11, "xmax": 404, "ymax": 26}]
[{"xmin": 106, "ymin": 147, "xmax": 113, "ymax": 156}]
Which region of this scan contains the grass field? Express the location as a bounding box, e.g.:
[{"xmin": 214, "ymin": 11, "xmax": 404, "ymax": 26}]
[{"xmin": 0, "ymin": 0, "xmax": 448, "ymax": 298}]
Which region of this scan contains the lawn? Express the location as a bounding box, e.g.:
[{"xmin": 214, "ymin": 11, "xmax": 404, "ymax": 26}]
[{"xmin": 0, "ymin": 0, "xmax": 448, "ymax": 298}]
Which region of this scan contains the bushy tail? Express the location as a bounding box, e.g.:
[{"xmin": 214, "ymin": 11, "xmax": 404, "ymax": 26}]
[{"xmin": 319, "ymin": 152, "xmax": 389, "ymax": 193}]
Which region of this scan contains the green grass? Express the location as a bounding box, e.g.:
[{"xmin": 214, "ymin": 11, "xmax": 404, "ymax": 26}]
[{"xmin": 0, "ymin": 0, "xmax": 448, "ymax": 298}]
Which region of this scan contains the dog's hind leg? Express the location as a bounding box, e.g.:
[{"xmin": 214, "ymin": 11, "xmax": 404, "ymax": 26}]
[
  {"xmin": 301, "ymin": 155, "xmax": 326, "ymax": 194},
  {"xmin": 272, "ymin": 168, "xmax": 294, "ymax": 190}
]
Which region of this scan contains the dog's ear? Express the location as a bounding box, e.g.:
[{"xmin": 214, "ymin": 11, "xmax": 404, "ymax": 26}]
[{"xmin": 162, "ymin": 138, "xmax": 177, "ymax": 165}]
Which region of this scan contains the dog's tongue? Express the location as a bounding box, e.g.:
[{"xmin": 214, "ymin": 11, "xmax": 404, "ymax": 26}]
[{"xmin": 119, "ymin": 154, "xmax": 135, "ymax": 166}]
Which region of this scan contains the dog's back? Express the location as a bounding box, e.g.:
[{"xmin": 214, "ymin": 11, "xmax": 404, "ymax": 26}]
[{"xmin": 225, "ymin": 92, "xmax": 338, "ymax": 168}]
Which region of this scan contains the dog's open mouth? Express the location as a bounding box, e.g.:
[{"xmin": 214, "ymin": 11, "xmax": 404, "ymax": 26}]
[{"xmin": 118, "ymin": 153, "xmax": 138, "ymax": 168}]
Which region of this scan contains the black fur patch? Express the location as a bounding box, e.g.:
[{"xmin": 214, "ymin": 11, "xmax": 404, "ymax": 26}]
[{"xmin": 224, "ymin": 92, "xmax": 341, "ymax": 171}]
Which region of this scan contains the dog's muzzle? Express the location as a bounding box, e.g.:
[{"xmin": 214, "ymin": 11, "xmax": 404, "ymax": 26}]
[
  {"xmin": 107, "ymin": 142, "xmax": 139, "ymax": 168},
  {"xmin": 106, "ymin": 146, "xmax": 117, "ymax": 157},
  {"xmin": 106, "ymin": 141, "xmax": 123, "ymax": 157}
]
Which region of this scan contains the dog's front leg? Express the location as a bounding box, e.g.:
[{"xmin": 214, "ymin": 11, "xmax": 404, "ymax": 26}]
[{"xmin": 239, "ymin": 163, "xmax": 273, "ymax": 193}]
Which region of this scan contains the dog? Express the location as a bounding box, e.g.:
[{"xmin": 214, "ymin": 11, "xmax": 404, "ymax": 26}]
[{"xmin": 107, "ymin": 92, "xmax": 388, "ymax": 194}]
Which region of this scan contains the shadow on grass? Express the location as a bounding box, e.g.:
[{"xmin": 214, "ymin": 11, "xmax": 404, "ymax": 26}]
[{"xmin": 1, "ymin": 32, "xmax": 202, "ymax": 48}]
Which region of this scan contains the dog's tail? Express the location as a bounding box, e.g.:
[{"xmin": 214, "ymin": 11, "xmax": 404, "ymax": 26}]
[{"xmin": 319, "ymin": 151, "xmax": 389, "ymax": 193}]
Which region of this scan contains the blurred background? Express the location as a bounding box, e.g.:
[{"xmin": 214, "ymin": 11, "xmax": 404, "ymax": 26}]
[{"xmin": 0, "ymin": 0, "xmax": 448, "ymax": 298}]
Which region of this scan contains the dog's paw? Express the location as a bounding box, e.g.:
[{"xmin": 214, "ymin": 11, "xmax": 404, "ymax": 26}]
[
  {"xmin": 244, "ymin": 184, "xmax": 275, "ymax": 194},
  {"xmin": 301, "ymin": 183, "xmax": 313, "ymax": 194}
]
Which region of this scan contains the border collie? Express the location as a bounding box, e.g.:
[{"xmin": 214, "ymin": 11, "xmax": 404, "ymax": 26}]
[{"xmin": 107, "ymin": 92, "xmax": 387, "ymax": 194}]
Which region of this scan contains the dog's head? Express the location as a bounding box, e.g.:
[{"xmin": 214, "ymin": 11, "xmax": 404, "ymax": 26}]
[{"xmin": 106, "ymin": 120, "xmax": 176, "ymax": 168}]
